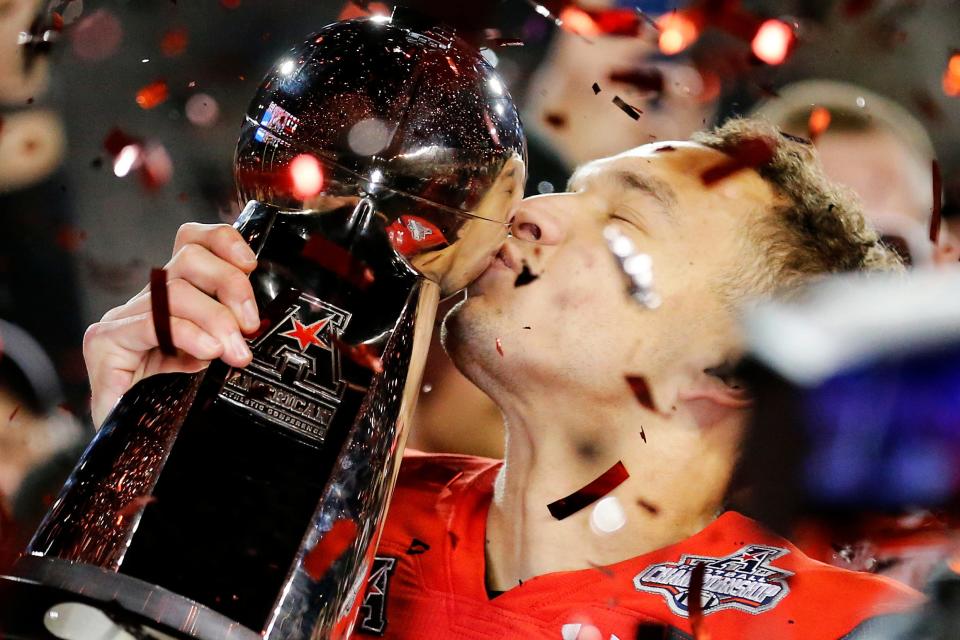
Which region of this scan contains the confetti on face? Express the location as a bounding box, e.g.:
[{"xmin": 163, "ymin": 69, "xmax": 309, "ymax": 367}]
[
  {"xmin": 608, "ymin": 68, "xmax": 664, "ymax": 95},
  {"xmin": 330, "ymin": 334, "xmax": 384, "ymax": 374},
  {"xmin": 149, "ymin": 268, "xmax": 176, "ymax": 356},
  {"xmin": 612, "ymin": 95, "xmax": 642, "ymax": 120},
  {"xmin": 807, "ymin": 106, "xmax": 831, "ymax": 143},
  {"xmin": 639, "ymin": 425, "xmax": 647, "ymax": 442},
  {"xmin": 625, "ymin": 375, "xmax": 658, "ymax": 413},
  {"xmin": 592, "ymin": 82, "xmax": 601, "ymax": 95},
  {"xmin": 495, "ymin": 337, "xmax": 504, "ymax": 356},
  {"xmin": 700, "ymin": 137, "xmax": 776, "ymax": 186},
  {"xmin": 930, "ymin": 160, "xmax": 942, "ymax": 244},
  {"xmin": 405, "ymin": 538, "xmax": 430, "ymax": 555},
  {"xmin": 514, "ymin": 263, "xmax": 539, "ymax": 287},
  {"xmin": 300, "ymin": 235, "xmax": 374, "ymax": 291},
  {"xmin": 547, "ymin": 460, "xmax": 629, "ymax": 520},
  {"xmin": 8, "ymin": 405, "xmax": 20, "ymax": 423},
  {"xmin": 544, "ymin": 112, "xmax": 567, "ymax": 129},
  {"xmin": 160, "ymin": 27, "xmax": 188, "ymax": 57},
  {"xmin": 637, "ymin": 498, "xmax": 660, "ymax": 515},
  {"xmin": 303, "ymin": 519, "xmax": 358, "ymax": 581},
  {"xmin": 135, "ymin": 80, "xmax": 169, "ymax": 110},
  {"xmin": 688, "ymin": 562, "xmax": 707, "ymax": 639}
]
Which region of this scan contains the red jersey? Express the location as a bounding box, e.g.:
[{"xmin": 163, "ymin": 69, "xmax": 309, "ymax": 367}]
[{"xmin": 352, "ymin": 452, "xmax": 922, "ymax": 639}]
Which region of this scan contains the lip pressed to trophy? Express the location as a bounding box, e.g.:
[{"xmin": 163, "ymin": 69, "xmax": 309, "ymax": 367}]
[{"xmin": 0, "ymin": 11, "xmax": 525, "ymax": 640}]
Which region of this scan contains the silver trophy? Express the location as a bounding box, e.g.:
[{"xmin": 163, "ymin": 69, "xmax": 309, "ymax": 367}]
[{"xmin": 0, "ymin": 11, "xmax": 525, "ymax": 640}]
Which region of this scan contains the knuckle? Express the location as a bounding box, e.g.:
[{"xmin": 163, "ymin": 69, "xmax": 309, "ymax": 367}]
[{"xmin": 212, "ymin": 224, "xmax": 240, "ymax": 245}]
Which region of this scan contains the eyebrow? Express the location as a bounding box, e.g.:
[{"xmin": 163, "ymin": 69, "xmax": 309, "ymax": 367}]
[{"xmin": 613, "ymin": 171, "xmax": 678, "ymax": 214}]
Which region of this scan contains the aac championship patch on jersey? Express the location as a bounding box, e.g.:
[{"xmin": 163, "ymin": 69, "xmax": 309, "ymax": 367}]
[{"xmin": 633, "ymin": 544, "xmax": 793, "ymax": 618}]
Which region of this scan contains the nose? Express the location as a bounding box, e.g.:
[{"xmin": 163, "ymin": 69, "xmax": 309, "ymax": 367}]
[{"xmin": 508, "ymin": 195, "xmax": 567, "ymax": 245}]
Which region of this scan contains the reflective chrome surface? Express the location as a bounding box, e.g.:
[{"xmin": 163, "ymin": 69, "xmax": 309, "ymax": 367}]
[{"xmin": 0, "ymin": 12, "xmax": 526, "ymax": 640}]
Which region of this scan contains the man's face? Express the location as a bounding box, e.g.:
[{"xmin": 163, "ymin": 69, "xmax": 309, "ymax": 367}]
[{"xmin": 443, "ymin": 142, "xmax": 779, "ymax": 401}]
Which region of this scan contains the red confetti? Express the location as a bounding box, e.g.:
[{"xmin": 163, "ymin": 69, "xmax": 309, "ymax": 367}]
[
  {"xmin": 657, "ymin": 10, "xmax": 700, "ymax": 55},
  {"xmin": 608, "ymin": 68, "xmax": 664, "ymax": 94},
  {"xmin": 626, "ymin": 375, "xmax": 658, "ymax": 413},
  {"xmin": 300, "ymin": 235, "xmax": 374, "ymax": 291},
  {"xmin": 944, "ymin": 52, "xmax": 960, "ymax": 97},
  {"xmin": 807, "ymin": 106, "xmax": 831, "ymax": 144},
  {"xmin": 700, "ymin": 137, "xmax": 776, "ymax": 186},
  {"xmin": 688, "ymin": 562, "xmax": 709, "ymax": 639},
  {"xmin": 612, "ymin": 95, "xmax": 642, "ymax": 121},
  {"xmin": 8, "ymin": 406, "xmax": 20, "ymax": 423},
  {"xmin": 55, "ymin": 226, "xmax": 87, "ymax": 253},
  {"xmin": 751, "ymin": 19, "xmax": 795, "ymax": 66},
  {"xmin": 149, "ymin": 268, "xmax": 176, "ymax": 356},
  {"xmin": 160, "ymin": 27, "xmax": 188, "ymax": 57},
  {"xmin": 116, "ymin": 495, "xmax": 157, "ymax": 524},
  {"xmin": 330, "ymin": 335, "xmax": 384, "ymax": 374},
  {"xmin": 495, "ymin": 337, "xmax": 504, "ymax": 356},
  {"xmin": 102, "ymin": 127, "xmax": 139, "ymax": 156},
  {"xmin": 220, "ymin": 0, "xmax": 241, "ymax": 8},
  {"xmin": 547, "ymin": 460, "xmax": 629, "ymax": 520},
  {"xmin": 544, "ymin": 112, "xmax": 567, "ymax": 129},
  {"xmin": 303, "ymin": 519, "xmax": 357, "ymax": 581},
  {"xmin": 930, "ymin": 160, "xmax": 942, "ymax": 244},
  {"xmin": 136, "ymin": 80, "xmax": 169, "ymax": 110}
]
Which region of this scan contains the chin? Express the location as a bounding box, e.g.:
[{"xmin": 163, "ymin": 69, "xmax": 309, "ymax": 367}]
[{"xmin": 440, "ymin": 295, "xmax": 496, "ymax": 385}]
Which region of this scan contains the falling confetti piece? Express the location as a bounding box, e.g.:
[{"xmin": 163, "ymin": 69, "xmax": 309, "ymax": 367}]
[
  {"xmin": 751, "ymin": 19, "xmax": 795, "ymax": 66},
  {"xmin": 612, "ymin": 95, "xmax": 642, "ymax": 121},
  {"xmin": 160, "ymin": 27, "xmax": 188, "ymax": 57},
  {"xmin": 592, "ymin": 82, "xmax": 601, "ymax": 94},
  {"xmin": 608, "ymin": 68, "xmax": 664, "ymax": 95},
  {"xmin": 149, "ymin": 268, "xmax": 176, "ymax": 356},
  {"xmin": 626, "ymin": 375, "xmax": 658, "ymax": 412},
  {"xmin": 495, "ymin": 337, "xmax": 504, "ymax": 356},
  {"xmin": 688, "ymin": 562, "xmax": 708, "ymax": 639},
  {"xmin": 657, "ymin": 11, "xmax": 699, "ymax": 55},
  {"xmin": 700, "ymin": 137, "xmax": 775, "ymax": 185},
  {"xmin": 807, "ymin": 106, "xmax": 831, "ymax": 143},
  {"xmin": 330, "ymin": 335, "xmax": 384, "ymax": 374},
  {"xmin": 301, "ymin": 235, "xmax": 374, "ymax": 291},
  {"xmin": 185, "ymin": 93, "xmax": 220, "ymax": 128},
  {"xmin": 514, "ymin": 264, "xmax": 539, "ymax": 287},
  {"xmin": 406, "ymin": 538, "xmax": 430, "ymax": 555},
  {"xmin": 136, "ymin": 79, "xmax": 169, "ymax": 110},
  {"xmin": 70, "ymin": 9, "xmax": 122, "ymax": 61},
  {"xmin": 303, "ymin": 519, "xmax": 357, "ymax": 580},
  {"xmin": 930, "ymin": 160, "xmax": 942, "ymax": 244},
  {"xmin": 547, "ymin": 460, "xmax": 629, "ymax": 520},
  {"xmin": 944, "ymin": 52, "xmax": 960, "ymax": 97}
]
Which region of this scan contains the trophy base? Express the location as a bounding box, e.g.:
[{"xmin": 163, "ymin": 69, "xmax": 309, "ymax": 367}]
[{"xmin": 0, "ymin": 556, "xmax": 259, "ymax": 640}]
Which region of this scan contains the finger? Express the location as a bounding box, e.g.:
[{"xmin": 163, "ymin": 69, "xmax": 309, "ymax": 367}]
[
  {"xmin": 99, "ymin": 279, "xmax": 254, "ymax": 361},
  {"xmin": 163, "ymin": 243, "xmax": 261, "ymax": 333},
  {"xmin": 172, "ymin": 222, "xmax": 257, "ymax": 272}
]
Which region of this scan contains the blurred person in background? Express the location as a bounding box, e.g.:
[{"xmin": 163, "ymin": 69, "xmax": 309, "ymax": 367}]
[
  {"xmin": 408, "ymin": 2, "xmax": 720, "ymax": 460},
  {"xmin": 751, "ymin": 79, "xmax": 960, "ymax": 590},
  {"xmin": 0, "ymin": 0, "xmax": 86, "ymax": 545},
  {"xmin": 751, "ymin": 79, "xmax": 959, "ymax": 268}
]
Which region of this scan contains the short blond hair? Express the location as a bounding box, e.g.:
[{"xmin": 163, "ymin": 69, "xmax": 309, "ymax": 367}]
[{"xmin": 692, "ymin": 118, "xmax": 903, "ymax": 299}]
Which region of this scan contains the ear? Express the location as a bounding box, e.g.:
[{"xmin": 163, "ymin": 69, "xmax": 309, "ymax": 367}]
[{"xmin": 676, "ymin": 364, "xmax": 753, "ymax": 429}]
